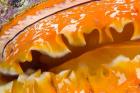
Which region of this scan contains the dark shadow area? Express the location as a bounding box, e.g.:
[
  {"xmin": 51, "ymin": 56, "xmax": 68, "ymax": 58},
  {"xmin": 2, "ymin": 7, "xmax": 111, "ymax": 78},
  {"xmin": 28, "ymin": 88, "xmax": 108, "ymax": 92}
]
[
  {"xmin": 20, "ymin": 30, "xmax": 100, "ymax": 73},
  {"xmin": 110, "ymin": 22, "xmax": 134, "ymax": 42}
]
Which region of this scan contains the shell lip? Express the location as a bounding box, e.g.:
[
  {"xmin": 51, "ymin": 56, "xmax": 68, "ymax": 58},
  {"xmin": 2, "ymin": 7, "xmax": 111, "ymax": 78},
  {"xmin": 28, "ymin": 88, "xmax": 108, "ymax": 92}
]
[{"xmin": 1, "ymin": 0, "xmax": 100, "ymax": 59}]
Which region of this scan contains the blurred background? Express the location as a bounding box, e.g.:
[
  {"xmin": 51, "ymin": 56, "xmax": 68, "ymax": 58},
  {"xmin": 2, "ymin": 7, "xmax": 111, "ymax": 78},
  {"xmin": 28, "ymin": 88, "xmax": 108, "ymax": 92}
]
[{"xmin": 0, "ymin": 0, "xmax": 44, "ymax": 28}]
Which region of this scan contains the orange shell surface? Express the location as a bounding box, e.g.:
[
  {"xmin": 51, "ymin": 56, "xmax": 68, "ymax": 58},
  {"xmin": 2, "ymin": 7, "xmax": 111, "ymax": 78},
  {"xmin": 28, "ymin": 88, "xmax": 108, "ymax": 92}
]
[
  {"xmin": 0, "ymin": 0, "xmax": 140, "ymax": 73},
  {"xmin": 0, "ymin": 0, "xmax": 140, "ymax": 93}
]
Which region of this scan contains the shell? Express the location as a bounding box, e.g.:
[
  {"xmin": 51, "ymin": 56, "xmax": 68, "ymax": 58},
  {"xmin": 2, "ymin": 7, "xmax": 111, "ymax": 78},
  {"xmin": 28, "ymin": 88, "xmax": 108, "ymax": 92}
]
[
  {"xmin": 0, "ymin": 0, "xmax": 140, "ymax": 74},
  {"xmin": 0, "ymin": 0, "xmax": 140, "ymax": 93}
]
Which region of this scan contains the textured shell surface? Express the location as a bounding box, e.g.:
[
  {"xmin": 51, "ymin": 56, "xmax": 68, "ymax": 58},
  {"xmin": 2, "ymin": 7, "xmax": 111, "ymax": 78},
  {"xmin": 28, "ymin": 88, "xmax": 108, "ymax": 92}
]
[{"xmin": 0, "ymin": 0, "xmax": 140, "ymax": 93}]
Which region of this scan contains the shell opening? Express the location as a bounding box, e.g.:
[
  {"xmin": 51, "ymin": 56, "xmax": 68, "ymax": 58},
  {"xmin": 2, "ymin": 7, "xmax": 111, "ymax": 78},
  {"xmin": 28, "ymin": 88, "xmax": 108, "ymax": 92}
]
[
  {"xmin": 0, "ymin": 22, "xmax": 137, "ymax": 86},
  {"xmin": 18, "ymin": 22, "xmax": 135, "ymax": 74},
  {"xmin": 19, "ymin": 29, "xmax": 100, "ymax": 74}
]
